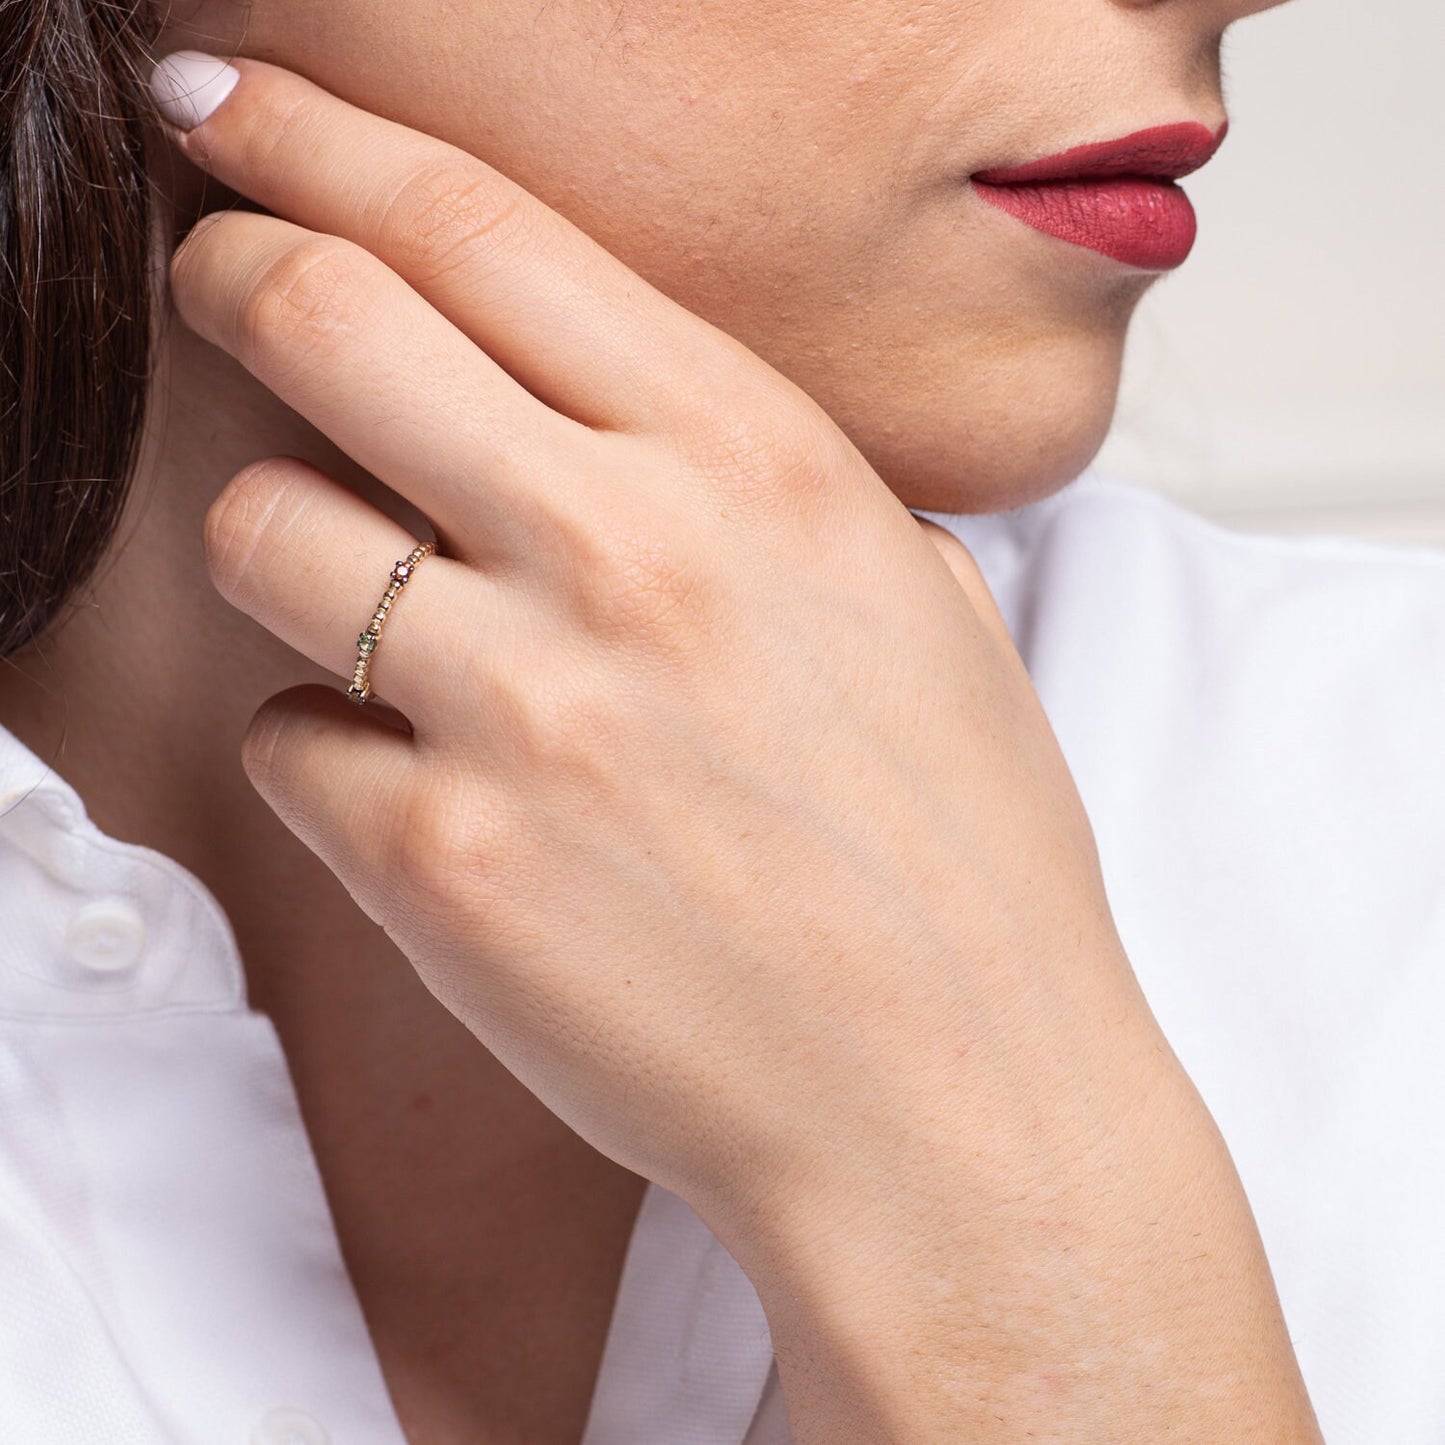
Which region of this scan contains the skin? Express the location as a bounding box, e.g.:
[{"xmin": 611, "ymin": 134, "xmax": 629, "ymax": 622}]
[
  {"xmin": 149, "ymin": 0, "xmax": 1281, "ymax": 515},
  {"xmin": 0, "ymin": 0, "xmax": 1307, "ymax": 1440}
]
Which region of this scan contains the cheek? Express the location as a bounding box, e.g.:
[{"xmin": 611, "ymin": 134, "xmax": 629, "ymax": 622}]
[
  {"xmin": 251, "ymin": 0, "xmax": 1140, "ymax": 515},
  {"xmin": 533, "ymin": 147, "xmax": 1135, "ymax": 515},
  {"xmin": 603, "ymin": 165, "xmax": 1145, "ymax": 515}
]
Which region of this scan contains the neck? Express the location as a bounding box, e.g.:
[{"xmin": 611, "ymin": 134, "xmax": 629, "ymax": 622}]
[
  {"xmin": 0, "ymin": 106, "xmax": 649, "ymax": 1442},
  {"xmin": 0, "ymin": 155, "xmax": 580, "ymax": 1241},
  {"xmin": 0, "ymin": 166, "xmax": 423, "ymax": 1010}
]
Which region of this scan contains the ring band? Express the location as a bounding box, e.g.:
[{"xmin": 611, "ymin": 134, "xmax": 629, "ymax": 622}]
[{"xmin": 345, "ymin": 540, "xmax": 436, "ymax": 706}]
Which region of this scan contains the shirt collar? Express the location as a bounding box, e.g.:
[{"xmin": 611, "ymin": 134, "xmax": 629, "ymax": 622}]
[{"xmin": 0, "ymin": 715, "xmax": 244, "ymax": 1020}]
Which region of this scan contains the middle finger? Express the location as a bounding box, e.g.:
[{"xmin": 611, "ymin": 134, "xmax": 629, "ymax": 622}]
[
  {"xmin": 156, "ymin": 54, "xmax": 746, "ymax": 436},
  {"xmin": 169, "ymin": 207, "xmax": 595, "ymax": 564}
]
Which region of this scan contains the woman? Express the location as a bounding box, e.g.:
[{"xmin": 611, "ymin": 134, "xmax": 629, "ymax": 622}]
[{"xmin": 3, "ymin": 0, "xmax": 1441, "ymax": 1441}]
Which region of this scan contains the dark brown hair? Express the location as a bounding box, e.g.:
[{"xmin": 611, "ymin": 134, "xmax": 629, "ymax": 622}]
[{"xmin": 1, "ymin": 0, "xmax": 167, "ymax": 660}]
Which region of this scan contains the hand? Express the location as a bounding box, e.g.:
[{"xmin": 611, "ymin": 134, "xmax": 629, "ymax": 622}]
[
  {"xmin": 163, "ymin": 50, "xmax": 1142, "ymax": 1202},
  {"xmin": 159, "ymin": 56, "xmax": 1320, "ymax": 1440}
]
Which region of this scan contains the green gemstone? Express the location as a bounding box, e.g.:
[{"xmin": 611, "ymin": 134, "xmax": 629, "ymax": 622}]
[{"xmin": 357, "ymin": 630, "xmax": 378, "ymax": 653}]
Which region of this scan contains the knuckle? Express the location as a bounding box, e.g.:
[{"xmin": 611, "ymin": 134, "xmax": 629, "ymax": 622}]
[
  {"xmin": 168, "ymin": 209, "xmax": 229, "ymax": 288},
  {"xmin": 387, "ymin": 772, "xmax": 502, "ymax": 913},
  {"xmin": 692, "ymin": 388, "xmax": 850, "ymax": 519},
  {"xmin": 576, "ymin": 502, "xmax": 716, "ymax": 654},
  {"xmin": 237, "ymin": 236, "xmax": 376, "ymax": 375},
  {"xmin": 238, "ymin": 84, "xmax": 316, "ymax": 180},
  {"xmin": 505, "ymin": 663, "xmax": 627, "ymax": 784},
  {"xmin": 376, "ymin": 158, "xmax": 529, "ymax": 285},
  {"xmin": 203, "ymin": 457, "xmax": 299, "ymax": 594}
]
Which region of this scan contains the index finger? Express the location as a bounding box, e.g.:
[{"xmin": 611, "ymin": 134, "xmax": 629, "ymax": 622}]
[{"xmin": 151, "ymin": 52, "xmax": 753, "ymax": 435}]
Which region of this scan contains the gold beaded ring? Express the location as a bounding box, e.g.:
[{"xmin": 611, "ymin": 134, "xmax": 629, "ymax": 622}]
[{"xmin": 345, "ymin": 540, "xmax": 436, "ymax": 706}]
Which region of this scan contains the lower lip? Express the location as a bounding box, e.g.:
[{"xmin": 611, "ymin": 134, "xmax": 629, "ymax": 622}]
[{"xmin": 971, "ymin": 175, "xmax": 1198, "ymax": 271}]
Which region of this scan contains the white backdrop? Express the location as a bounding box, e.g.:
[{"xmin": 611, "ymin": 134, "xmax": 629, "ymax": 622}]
[{"xmin": 1093, "ymin": 0, "xmax": 1445, "ymax": 545}]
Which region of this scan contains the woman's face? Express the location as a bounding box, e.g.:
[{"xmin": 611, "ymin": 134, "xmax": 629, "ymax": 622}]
[{"xmin": 161, "ymin": 0, "xmax": 1286, "ymax": 512}]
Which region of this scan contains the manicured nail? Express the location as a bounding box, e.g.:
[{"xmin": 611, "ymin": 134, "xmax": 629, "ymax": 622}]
[{"xmin": 149, "ymin": 50, "xmax": 240, "ymax": 131}]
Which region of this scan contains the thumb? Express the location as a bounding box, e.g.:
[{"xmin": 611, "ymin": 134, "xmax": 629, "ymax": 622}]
[{"xmin": 913, "ymin": 514, "xmax": 1020, "ymax": 660}]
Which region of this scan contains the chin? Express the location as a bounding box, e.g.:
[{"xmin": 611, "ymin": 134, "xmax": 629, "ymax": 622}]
[{"xmin": 815, "ymin": 324, "xmax": 1129, "ymax": 517}]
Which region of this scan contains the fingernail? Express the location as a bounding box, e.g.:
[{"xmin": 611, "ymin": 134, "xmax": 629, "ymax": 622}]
[{"xmin": 149, "ymin": 50, "xmax": 241, "ymax": 131}]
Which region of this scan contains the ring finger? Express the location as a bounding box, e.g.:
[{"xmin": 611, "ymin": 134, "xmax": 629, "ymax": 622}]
[{"xmin": 205, "ymin": 453, "xmax": 490, "ymax": 729}]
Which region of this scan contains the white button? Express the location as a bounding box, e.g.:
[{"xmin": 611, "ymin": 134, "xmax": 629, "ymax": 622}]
[
  {"xmin": 250, "ymin": 1407, "xmax": 331, "ymax": 1445},
  {"xmin": 64, "ymin": 898, "xmax": 146, "ymax": 975}
]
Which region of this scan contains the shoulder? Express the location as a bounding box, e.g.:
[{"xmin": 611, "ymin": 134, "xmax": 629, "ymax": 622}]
[
  {"xmin": 918, "ymin": 467, "xmax": 1445, "ymax": 598},
  {"xmin": 916, "ymin": 469, "xmax": 1445, "ymax": 707}
]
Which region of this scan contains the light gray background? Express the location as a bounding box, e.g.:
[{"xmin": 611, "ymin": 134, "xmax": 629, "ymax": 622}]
[{"xmin": 1092, "ymin": 0, "xmax": 1444, "ymax": 545}]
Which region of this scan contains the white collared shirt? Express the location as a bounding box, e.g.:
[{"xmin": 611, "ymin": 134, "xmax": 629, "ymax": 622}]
[{"xmin": 2, "ymin": 468, "xmax": 1443, "ymax": 1443}]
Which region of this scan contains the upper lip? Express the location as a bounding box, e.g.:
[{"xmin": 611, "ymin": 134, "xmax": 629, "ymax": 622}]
[{"xmin": 972, "ymin": 120, "xmax": 1229, "ymax": 185}]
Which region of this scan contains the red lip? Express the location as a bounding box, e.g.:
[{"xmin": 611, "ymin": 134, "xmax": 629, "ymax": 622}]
[
  {"xmin": 973, "ymin": 120, "xmax": 1229, "ymax": 184},
  {"xmin": 970, "ymin": 121, "xmax": 1229, "ymax": 271}
]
